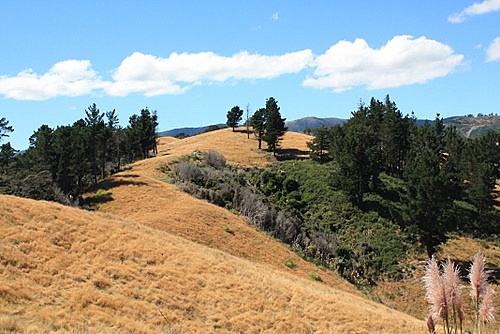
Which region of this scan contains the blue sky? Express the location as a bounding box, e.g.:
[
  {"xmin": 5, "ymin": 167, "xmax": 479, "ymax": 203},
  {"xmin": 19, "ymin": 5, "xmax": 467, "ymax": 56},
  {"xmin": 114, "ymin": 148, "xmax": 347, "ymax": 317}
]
[{"xmin": 1, "ymin": 0, "xmax": 499, "ymax": 149}]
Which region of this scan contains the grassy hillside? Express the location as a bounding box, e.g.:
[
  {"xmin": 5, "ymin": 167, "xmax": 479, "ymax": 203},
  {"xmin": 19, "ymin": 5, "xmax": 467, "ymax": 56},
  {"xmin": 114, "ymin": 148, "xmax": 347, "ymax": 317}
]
[
  {"xmin": 0, "ymin": 198, "xmax": 424, "ymax": 333},
  {"xmin": 1, "ymin": 127, "xmax": 497, "ymax": 332},
  {"xmin": 0, "ymin": 128, "xmax": 428, "ymax": 333},
  {"xmin": 444, "ymin": 115, "xmax": 500, "ymax": 138}
]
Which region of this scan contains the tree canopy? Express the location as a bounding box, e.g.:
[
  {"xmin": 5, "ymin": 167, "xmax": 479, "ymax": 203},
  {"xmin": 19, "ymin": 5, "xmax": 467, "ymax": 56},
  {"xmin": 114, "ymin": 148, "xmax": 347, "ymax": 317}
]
[
  {"xmin": 307, "ymin": 95, "xmax": 499, "ymax": 256},
  {"xmin": 251, "ymin": 108, "xmax": 267, "ymax": 150},
  {"xmin": 0, "ymin": 105, "xmax": 159, "ymax": 203},
  {"xmin": 226, "ymin": 105, "xmax": 243, "ymax": 131},
  {"xmin": 262, "ymin": 97, "xmax": 287, "ymax": 155}
]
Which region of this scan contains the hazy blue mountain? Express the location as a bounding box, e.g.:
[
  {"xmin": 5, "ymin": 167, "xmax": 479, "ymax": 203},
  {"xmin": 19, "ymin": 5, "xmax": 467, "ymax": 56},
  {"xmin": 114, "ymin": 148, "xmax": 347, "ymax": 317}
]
[
  {"xmin": 157, "ymin": 116, "xmax": 499, "ymax": 138},
  {"xmin": 285, "ymin": 117, "xmax": 346, "ymax": 133},
  {"xmin": 158, "ymin": 124, "xmax": 226, "ymax": 137}
]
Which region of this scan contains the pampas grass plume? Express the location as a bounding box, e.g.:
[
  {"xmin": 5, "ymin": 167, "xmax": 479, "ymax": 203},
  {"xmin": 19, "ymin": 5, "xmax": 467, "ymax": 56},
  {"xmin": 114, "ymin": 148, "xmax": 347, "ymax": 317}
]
[
  {"xmin": 469, "ymin": 251, "xmax": 489, "ymax": 304},
  {"xmin": 424, "ymin": 256, "xmax": 448, "ymax": 320},
  {"xmin": 479, "ymin": 286, "xmax": 495, "ymax": 324},
  {"xmin": 443, "ymin": 258, "xmax": 464, "ymax": 322}
]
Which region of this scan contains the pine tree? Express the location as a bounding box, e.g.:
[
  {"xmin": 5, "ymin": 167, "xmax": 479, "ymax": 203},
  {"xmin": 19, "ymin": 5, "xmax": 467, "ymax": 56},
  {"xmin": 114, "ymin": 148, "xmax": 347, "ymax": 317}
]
[
  {"xmin": 106, "ymin": 109, "xmax": 120, "ymax": 173},
  {"xmin": 84, "ymin": 103, "xmax": 105, "ymax": 185},
  {"xmin": 307, "ymin": 124, "xmax": 331, "ymax": 162},
  {"xmin": 226, "ymin": 105, "xmax": 243, "ymax": 131},
  {"xmin": 0, "ymin": 117, "xmax": 14, "ymax": 173},
  {"xmin": 330, "ymin": 103, "xmax": 380, "ymax": 205},
  {"xmin": 379, "ymin": 96, "xmax": 411, "ymax": 177},
  {"xmin": 262, "ymin": 97, "xmax": 287, "ymax": 155},
  {"xmin": 0, "ymin": 143, "xmax": 16, "ymax": 168},
  {"xmin": 251, "ymin": 108, "xmax": 266, "ymax": 150},
  {"xmin": 405, "ymin": 117, "xmax": 452, "ymax": 256}
]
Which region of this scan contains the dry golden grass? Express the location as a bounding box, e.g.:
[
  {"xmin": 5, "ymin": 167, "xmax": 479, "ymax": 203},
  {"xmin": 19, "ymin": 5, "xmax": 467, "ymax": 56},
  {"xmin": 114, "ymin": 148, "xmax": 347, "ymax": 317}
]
[{"xmin": 0, "ymin": 194, "xmax": 424, "ymax": 333}]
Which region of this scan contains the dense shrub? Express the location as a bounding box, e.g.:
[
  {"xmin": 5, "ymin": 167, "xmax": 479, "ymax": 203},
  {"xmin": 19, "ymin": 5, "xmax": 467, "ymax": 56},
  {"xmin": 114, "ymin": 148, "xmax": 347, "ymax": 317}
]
[
  {"xmin": 204, "ymin": 150, "xmax": 226, "ymax": 169},
  {"xmin": 166, "ymin": 151, "xmax": 419, "ymax": 288}
]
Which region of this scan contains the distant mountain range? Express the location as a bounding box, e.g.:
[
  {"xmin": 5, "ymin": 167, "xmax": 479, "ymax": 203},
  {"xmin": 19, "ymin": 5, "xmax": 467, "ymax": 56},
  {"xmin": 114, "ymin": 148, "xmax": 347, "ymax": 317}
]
[
  {"xmin": 158, "ymin": 115, "xmax": 499, "ymax": 139},
  {"xmin": 158, "ymin": 124, "xmax": 226, "ymax": 137},
  {"xmin": 285, "ymin": 116, "xmax": 346, "ymax": 132}
]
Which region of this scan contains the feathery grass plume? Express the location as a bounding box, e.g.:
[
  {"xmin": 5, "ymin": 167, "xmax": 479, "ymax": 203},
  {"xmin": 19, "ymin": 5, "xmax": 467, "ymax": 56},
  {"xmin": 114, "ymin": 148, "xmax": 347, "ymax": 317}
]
[
  {"xmin": 443, "ymin": 258, "xmax": 464, "ymax": 332},
  {"xmin": 469, "ymin": 252, "xmax": 489, "ymax": 305},
  {"xmin": 424, "ymin": 256, "xmax": 448, "ymax": 322},
  {"xmin": 468, "ymin": 251, "xmax": 496, "ymax": 333},
  {"xmin": 478, "ymin": 286, "xmax": 495, "ymax": 324}
]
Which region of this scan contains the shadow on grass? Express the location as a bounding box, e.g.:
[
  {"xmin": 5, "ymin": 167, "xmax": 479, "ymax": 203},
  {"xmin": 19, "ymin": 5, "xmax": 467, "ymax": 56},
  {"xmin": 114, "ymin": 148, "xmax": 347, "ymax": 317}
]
[
  {"xmin": 85, "ymin": 190, "xmax": 113, "ymax": 209},
  {"xmin": 95, "ymin": 177, "xmax": 148, "ymax": 191},
  {"xmin": 84, "ymin": 177, "xmax": 148, "ymax": 209},
  {"xmin": 451, "ymin": 259, "xmax": 499, "ymax": 285},
  {"xmin": 275, "ymin": 148, "xmax": 310, "ymax": 161},
  {"xmin": 233, "ymin": 129, "xmax": 252, "ymax": 135}
]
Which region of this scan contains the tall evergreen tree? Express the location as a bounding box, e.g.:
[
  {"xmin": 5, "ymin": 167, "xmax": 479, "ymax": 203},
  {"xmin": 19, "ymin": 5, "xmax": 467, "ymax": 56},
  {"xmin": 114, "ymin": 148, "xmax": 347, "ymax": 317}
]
[
  {"xmin": 404, "ymin": 117, "xmax": 452, "ymax": 256},
  {"xmin": 0, "ymin": 117, "xmax": 15, "ymax": 177},
  {"xmin": 330, "ymin": 103, "xmax": 380, "ymax": 205},
  {"xmin": 462, "ymin": 132, "xmax": 499, "ymax": 223},
  {"xmin": 52, "ymin": 125, "xmax": 78, "ymax": 194},
  {"xmin": 106, "ymin": 110, "xmax": 121, "ymax": 173},
  {"xmin": 226, "ymin": 105, "xmax": 243, "ymax": 131},
  {"xmin": 0, "ymin": 143, "xmax": 16, "ymax": 168},
  {"xmin": 468, "ymin": 161, "xmax": 495, "ymax": 222},
  {"xmin": 29, "ymin": 124, "xmax": 55, "ymax": 173},
  {"xmin": 245, "ymin": 104, "xmax": 251, "ymax": 139},
  {"xmin": 442, "ymin": 125, "xmax": 466, "ymax": 200},
  {"xmin": 262, "ymin": 97, "xmax": 287, "ymax": 155},
  {"xmin": 126, "ymin": 108, "xmax": 158, "ymax": 160},
  {"xmin": 71, "ymin": 119, "xmax": 92, "ymax": 194},
  {"xmin": 379, "ymin": 96, "xmax": 411, "ymax": 177},
  {"xmin": 251, "ymin": 108, "xmax": 267, "ymax": 150},
  {"xmin": 85, "ymin": 103, "xmax": 105, "ymax": 185},
  {"xmin": 307, "ymin": 124, "xmax": 331, "ymax": 162}
]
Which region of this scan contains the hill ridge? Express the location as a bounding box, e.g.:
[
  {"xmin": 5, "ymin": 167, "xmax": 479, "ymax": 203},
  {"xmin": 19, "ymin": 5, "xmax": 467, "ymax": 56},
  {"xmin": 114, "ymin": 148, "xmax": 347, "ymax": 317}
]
[{"xmin": 159, "ymin": 115, "xmax": 500, "ymax": 138}]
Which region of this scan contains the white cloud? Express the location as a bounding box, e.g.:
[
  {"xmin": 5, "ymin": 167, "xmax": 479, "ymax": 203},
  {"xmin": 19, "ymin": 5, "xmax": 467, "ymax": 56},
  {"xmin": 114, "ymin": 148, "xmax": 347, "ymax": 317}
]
[
  {"xmin": 486, "ymin": 37, "xmax": 500, "ymax": 61},
  {"xmin": 302, "ymin": 35, "xmax": 464, "ymax": 92},
  {"xmin": 448, "ymin": 0, "xmax": 500, "ymax": 23},
  {"xmin": 105, "ymin": 50, "xmax": 313, "ymax": 97},
  {"xmin": 0, "ymin": 59, "xmax": 106, "ymax": 100},
  {"xmin": 271, "ymin": 12, "xmax": 279, "ymax": 21},
  {"xmin": 0, "ymin": 38, "xmax": 465, "ymax": 100}
]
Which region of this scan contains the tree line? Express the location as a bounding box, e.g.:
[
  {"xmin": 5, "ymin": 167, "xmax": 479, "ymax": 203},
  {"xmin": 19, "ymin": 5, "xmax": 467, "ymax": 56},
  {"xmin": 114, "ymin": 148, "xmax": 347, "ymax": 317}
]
[
  {"xmin": 0, "ymin": 104, "xmax": 158, "ymax": 203},
  {"xmin": 307, "ymin": 95, "xmax": 499, "ymax": 256}
]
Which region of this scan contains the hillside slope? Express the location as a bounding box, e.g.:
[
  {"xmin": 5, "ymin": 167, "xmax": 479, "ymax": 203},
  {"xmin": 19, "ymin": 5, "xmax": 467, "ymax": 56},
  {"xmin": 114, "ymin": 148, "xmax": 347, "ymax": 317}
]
[
  {"xmin": 0, "ymin": 195, "xmax": 424, "ymax": 333},
  {"xmin": 1, "ymin": 129, "xmax": 427, "ymax": 332}
]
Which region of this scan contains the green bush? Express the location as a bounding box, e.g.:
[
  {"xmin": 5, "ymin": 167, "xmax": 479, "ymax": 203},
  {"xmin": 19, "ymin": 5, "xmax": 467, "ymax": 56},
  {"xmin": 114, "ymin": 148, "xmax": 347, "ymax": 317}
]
[
  {"xmin": 284, "ymin": 258, "xmax": 295, "ymax": 269},
  {"xmin": 224, "ymin": 225, "xmax": 234, "ymax": 234},
  {"xmin": 309, "ymin": 273, "xmax": 322, "ymax": 282}
]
